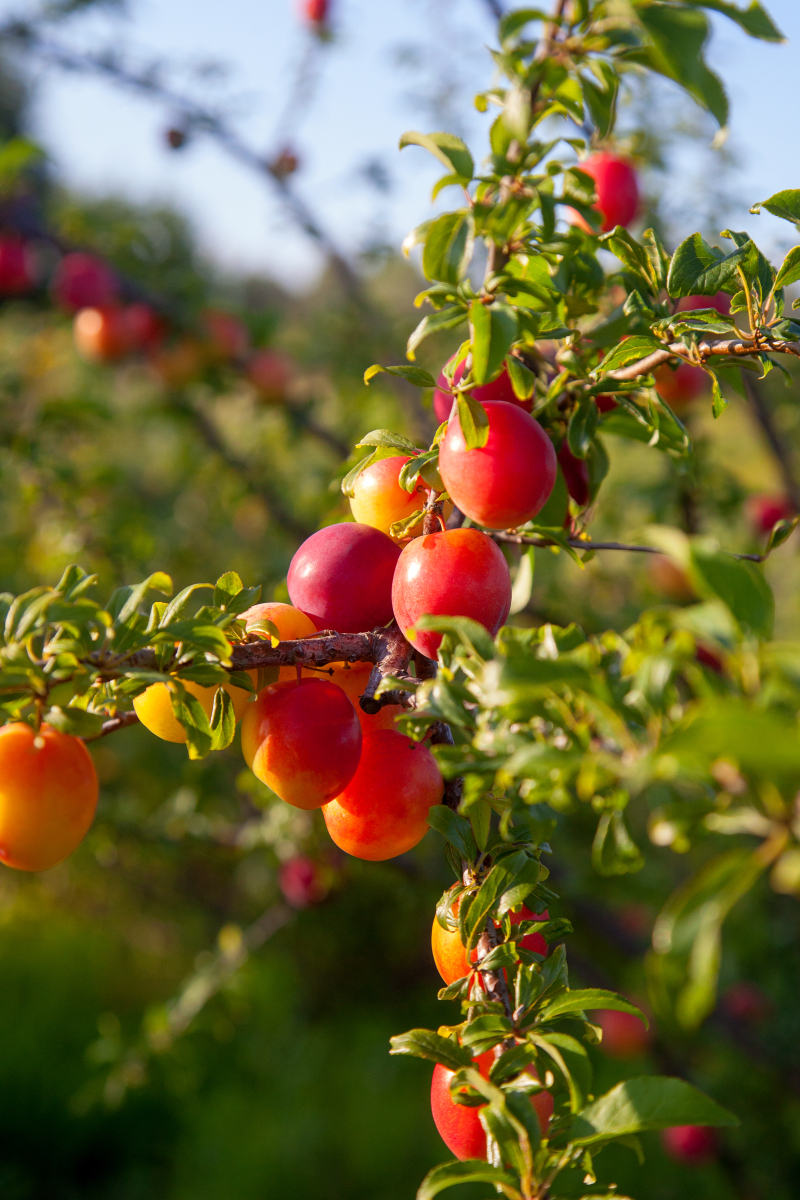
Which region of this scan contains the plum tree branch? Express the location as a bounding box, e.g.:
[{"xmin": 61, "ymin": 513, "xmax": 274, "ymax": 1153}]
[
  {"xmin": 603, "ymin": 336, "xmax": 800, "ymax": 384},
  {"xmin": 491, "ymin": 530, "xmax": 765, "ymax": 562}
]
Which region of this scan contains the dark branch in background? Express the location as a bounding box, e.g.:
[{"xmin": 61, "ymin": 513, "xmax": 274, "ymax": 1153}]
[
  {"xmin": 491, "ymin": 530, "xmax": 765, "ymax": 563},
  {"xmin": 740, "ymin": 370, "xmax": 800, "ymax": 510},
  {"xmin": 479, "ymin": 0, "xmax": 504, "ymax": 20},
  {"xmin": 165, "ymin": 392, "xmax": 314, "ymax": 541},
  {"xmin": 0, "ymin": 19, "xmax": 371, "ymax": 311}
]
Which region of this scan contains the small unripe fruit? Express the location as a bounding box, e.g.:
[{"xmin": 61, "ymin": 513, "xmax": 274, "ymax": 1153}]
[
  {"xmin": 433, "ymin": 356, "xmax": 531, "ymax": 425},
  {"xmin": 392, "ymin": 528, "xmax": 511, "ymax": 660},
  {"xmin": 52, "ymin": 252, "xmax": 118, "ymax": 312},
  {"xmin": 134, "ymin": 679, "xmax": 251, "ymax": 743},
  {"xmin": 242, "ymin": 678, "xmax": 362, "ymax": 810},
  {"xmin": 288, "ymin": 523, "xmax": 401, "ymax": 633},
  {"xmin": 323, "ymin": 730, "xmax": 442, "ymax": 860},
  {"xmin": 595, "ymin": 1009, "xmax": 651, "ymax": 1058},
  {"xmin": 350, "ymin": 456, "xmax": 428, "ymax": 536},
  {"xmin": 439, "ymin": 402, "xmax": 556, "ymax": 530},
  {"xmin": 0, "ymin": 723, "xmax": 99, "ymax": 871},
  {"xmin": 661, "ymin": 1125, "xmax": 717, "ymax": 1166},
  {"xmin": 572, "ymin": 153, "xmax": 639, "ymax": 232}
]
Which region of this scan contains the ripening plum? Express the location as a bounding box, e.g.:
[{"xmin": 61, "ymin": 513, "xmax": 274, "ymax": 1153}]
[
  {"xmin": 392, "ymin": 528, "xmax": 511, "ymax": 660},
  {"xmin": 350, "ymin": 456, "xmax": 429, "ymax": 536},
  {"xmin": 74, "ymin": 306, "xmax": 133, "ymax": 362},
  {"xmin": 279, "ymin": 855, "xmax": 327, "ymax": 908},
  {"xmin": 303, "ymin": 0, "xmax": 329, "ymax": 22},
  {"xmin": 431, "ymin": 1051, "xmax": 553, "ymax": 1159},
  {"xmin": 676, "ymin": 293, "xmax": 731, "ymax": 316},
  {"xmin": 328, "ymin": 661, "xmax": 405, "ymax": 733},
  {"xmin": 0, "ymin": 723, "xmax": 99, "ymax": 871},
  {"xmin": 322, "ymin": 730, "xmax": 442, "ymax": 859},
  {"xmin": 149, "ymin": 338, "xmax": 207, "ymax": 388},
  {"xmin": 52, "ymin": 252, "xmax": 118, "ymax": 311},
  {"xmin": 246, "ymin": 350, "xmax": 291, "ymax": 403},
  {"xmin": 595, "ymin": 1008, "xmax": 651, "ymax": 1058},
  {"xmin": 746, "ymin": 494, "xmax": 794, "ymax": 535},
  {"xmin": 557, "ymin": 442, "xmax": 590, "ymax": 507},
  {"xmin": 661, "ymin": 1125, "xmax": 717, "ymax": 1166},
  {"xmin": 438, "ymin": 401, "xmax": 556, "ymax": 530},
  {"xmin": 287, "ymin": 522, "xmax": 401, "ymax": 632},
  {"xmin": 241, "ymin": 678, "xmax": 361, "ymax": 809},
  {"xmin": 134, "ymin": 677, "xmax": 252, "ymax": 743},
  {"xmin": 202, "ymin": 309, "xmax": 250, "ymax": 360},
  {"xmin": 654, "ymin": 362, "xmax": 708, "ymax": 410},
  {"xmin": 432, "ymin": 897, "xmax": 549, "ymax": 985},
  {"xmin": 570, "ymin": 152, "xmax": 639, "ymax": 232},
  {"xmin": 433, "ymin": 356, "xmax": 532, "ymax": 425},
  {"xmin": 0, "ymin": 236, "xmax": 33, "ymax": 294},
  {"xmin": 242, "ymin": 601, "xmax": 317, "ymax": 683},
  {"xmin": 124, "ymin": 303, "xmax": 165, "ymax": 353}
]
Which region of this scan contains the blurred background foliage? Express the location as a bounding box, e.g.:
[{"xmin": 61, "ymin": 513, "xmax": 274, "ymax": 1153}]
[{"xmin": 0, "ymin": 3, "xmax": 796, "ymax": 1199}]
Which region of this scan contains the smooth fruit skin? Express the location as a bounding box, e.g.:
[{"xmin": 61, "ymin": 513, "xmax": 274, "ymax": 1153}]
[
  {"xmin": 747, "ymin": 494, "xmax": 794, "ymax": 535},
  {"xmin": 432, "ymin": 1052, "xmax": 553, "ymax": 1159},
  {"xmin": 432, "ymin": 901, "xmax": 549, "ymax": 985},
  {"xmin": 0, "ymin": 237, "xmax": 32, "ymax": 294},
  {"xmin": 322, "ymin": 730, "xmax": 442, "ymax": 860},
  {"xmin": 655, "ymin": 362, "xmax": 707, "ymax": 409},
  {"xmin": 575, "ymin": 153, "xmax": 639, "ymax": 232},
  {"xmin": 242, "ymin": 678, "xmax": 361, "ymax": 810},
  {"xmin": 242, "ymin": 601, "xmax": 317, "ymax": 684},
  {"xmin": 676, "ymin": 293, "xmax": 731, "ymax": 316},
  {"xmin": 596, "ymin": 1009, "xmax": 650, "ymax": 1058},
  {"xmin": 439, "ymin": 402, "xmax": 556, "ymax": 530},
  {"xmin": 247, "ymin": 350, "xmax": 291, "ymax": 402},
  {"xmin": 52, "ymin": 252, "xmax": 118, "ymax": 311},
  {"xmin": 557, "ymin": 442, "xmax": 590, "ymax": 507},
  {"xmin": 134, "ymin": 679, "xmax": 251, "ymax": 743},
  {"xmin": 0, "ymin": 723, "xmax": 99, "ymax": 871},
  {"xmin": 287, "ymin": 522, "xmax": 401, "ymax": 633},
  {"xmin": 433, "ymin": 357, "xmax": 532, "ymax": 425},
  {"xmin": 74, "ymin": 306, "xmax": 132, "ymax": 362},
  {"xmin": 350, "ymin": 455, "xmax": 428, "ymax": 536},
  {"xmin": 661, "ymin": 1125, "xmax": 717, "ymax": 1165},
  {"xmin": 393, "ymin": 528, "xmax": 511, "ymax": 660},
  {"xmin": 328, "ymin": 661, "xmax": 405, "ymax": 733}
]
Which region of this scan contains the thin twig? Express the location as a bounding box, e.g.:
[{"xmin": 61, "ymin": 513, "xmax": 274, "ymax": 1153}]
[{"xmin": 491, "ymin": 530, "xmax": 765, "ymax": 562}]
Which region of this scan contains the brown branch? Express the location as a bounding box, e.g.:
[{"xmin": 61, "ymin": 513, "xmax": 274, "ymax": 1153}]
[
  {"xmin": 429, "ymin": 721, "xmax": 464, "ymax": 812},
  {"xmin": 491, "ymin": 530, "xmax": 764, "ymax": 563},
  {"xmin": 85, "ymin": 711, "xmax": 141, "ymax": 741},
  {"xmin": 605, "ymin": 336, "xmax": 800, "ymax": 385}
]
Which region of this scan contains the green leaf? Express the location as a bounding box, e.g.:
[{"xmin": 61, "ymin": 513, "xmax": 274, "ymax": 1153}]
[
  {"xmin": 160, "ymin": 583, "xmax": 214, "ymax": 626},
  {"xmin": 506, "ymin": 355, "xmax": 536, "ymax": 401},
  {"xmin": 168, "ymin": 686, "xmax": 213, "ymax": 760},
  {"xmin": 412, "ymin": 614, "xmax": 496, "ymax": 660},
  {"xmin": 470, "ymin": 300, "xmax": 517, "ymax": 385},
  {"xmin": 579, "ymin": 62, "xmax": 619, "ymax": 139},
  {"xmin": 399, "ymin": 131, "xmax": 473, "ymax": 181},
  {"xmin": 455, "ymin": 394, "xmax": 490, "ymax": 450},
  {"xmin": 423, "ymin": 212, "xmax": 473, "ymax": 285},
  {"xmin": 460, "ymin": 1014, "xmax": 514, "ymax": 1054},
  {"xmin": 751, "ymin": 188, "xmax": 800, "ymax": 227},
  {"xmin": 689, "ymin": 543, "xmax": 773, "ymax": 638},
  {"xmin": 389, "ymin": 1029, "xmax": 473, "ymax": 1070},
  {"xmin": 213, "ymin": 572, "xmax": 242, "ymax": 608},
  {"xmin": 407, "ymin": 307, "xmax": 468, "ymax": 360},
  {"xmin": 766, "ymin": 515, "xmax": 800, "ymax": 554},
  {"xmin": 355, "ymin": 428, "xmax": 419, "ymax": 453},
  {"xmin": 773, "ymin": 245, "xmax": 800, "ymax": 291},
  {"xmin": 683, "ymin": 0, "xmax": 783, "ymax": 42},
  {"xmin": 427, "ymin": 804, "xmax": 478, "ymax": 862},
  {"xmin": 416, "ymin": 1160, "xmax": 519, "ymax": 1200},
  {"xmin": 706, "ymin": 369, "xmax": 728, "ymax": 418},
  {"xmin": 509, "ymin": 548, "xmax": 535, "ymax": 617},
  {"xmin": 600, "ymin": 336, "xmax": 663, "ymax": 372},
  {"xmin": 44, "ymin": 706, "xmax": 106, "ymax": 739},
  {"xmin": 567, "ymin": 398, "xmax": 599, "ymax": 459},
  {"xmin": 153, "ymin": 621, "xmax": 233, "ymax": 663},
  {"xmin": 538, "ymin": 990, "xmax": 648, "ymax": 1026},
  {"xmin": 632, "ymin": 3, "xmax": 728, "ymax": 126},
  {"xmin": 667, "ymin": 232, "xmax": 749, "ymax": 297},
  {"xmin": 569, "ymin": 1076, "xmax": 739, "ymax": 1146},
  {"xmin": 364, "ymin": 364, "xmax": 437, "ymax": 388},
  {"xmin": 209, "ymin": 687, "xmax": 237, "ymax": 752}
]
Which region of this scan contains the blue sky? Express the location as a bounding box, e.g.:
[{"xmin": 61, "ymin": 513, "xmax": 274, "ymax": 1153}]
[{"xmin": 5, "ymin": 0, "xmax": 798, "ymax": 289}]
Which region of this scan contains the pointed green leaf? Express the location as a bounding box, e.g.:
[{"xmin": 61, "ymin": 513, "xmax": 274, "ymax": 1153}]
[
  {"xmin": 569, "ymin": 1076, "xmax": 738, "ymax": 1146},
  {"xmin": 399, "ymin": 131, "xmax": 474, "ymax": 181},
  {"xmin": 416, "ymin": 1160, "xmax": 519, "ymax": 1200}
]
